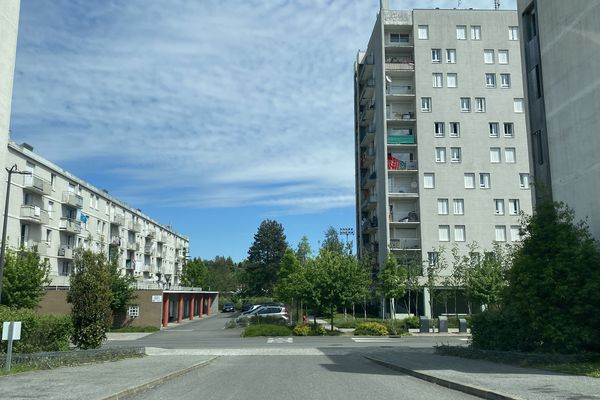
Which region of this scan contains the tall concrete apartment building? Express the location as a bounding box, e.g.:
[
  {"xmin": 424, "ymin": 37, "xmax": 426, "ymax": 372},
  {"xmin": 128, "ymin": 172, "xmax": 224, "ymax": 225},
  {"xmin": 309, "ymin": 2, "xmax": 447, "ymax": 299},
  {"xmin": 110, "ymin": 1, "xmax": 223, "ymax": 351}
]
[
  {"xmin": 354, "ymin": 2, "xmax": 532, "ymax": 316},
  {"xmin": 517, "ymin": 0, "xmax": 600, "ymax": 240},
  {"xmin": 0, "ymin": 0, "xmax": 190, "ymax": 290}
]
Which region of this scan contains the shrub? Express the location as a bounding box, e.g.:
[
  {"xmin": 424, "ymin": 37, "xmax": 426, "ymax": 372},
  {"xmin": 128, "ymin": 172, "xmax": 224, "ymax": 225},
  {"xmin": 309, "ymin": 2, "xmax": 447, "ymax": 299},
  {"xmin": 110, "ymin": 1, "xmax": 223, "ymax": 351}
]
[
  {"xmin": 403, "ymin": 316, "xmax": 420, "ymax": 329},
  {"xmin": 241, "ymin": 324, "xmax": 291, "ymax": 337},
  {"xmin": 311, "ymin": 324, "xmax": 326, "ymax": 336},
  {"xmin": 292, "ymin": 324, "xmax": 311, "ymax": 336},
  {"xmin": 0, "ymin": 307, "xmax": 73, "ymax": 353},
  {"xmin": 109, "ymin": 326, "xmax": 159, "ymax": 333},
  {"xmin": 248, "ymin": 315, "xmax": 288, "ymax": 326},
  {"xmin": 470, "ymin": 309, "xmax": 529, "ymax": 351},
  {"xmin": 354, "ymin": 322, "xmax": 389, "ymax": 336}
]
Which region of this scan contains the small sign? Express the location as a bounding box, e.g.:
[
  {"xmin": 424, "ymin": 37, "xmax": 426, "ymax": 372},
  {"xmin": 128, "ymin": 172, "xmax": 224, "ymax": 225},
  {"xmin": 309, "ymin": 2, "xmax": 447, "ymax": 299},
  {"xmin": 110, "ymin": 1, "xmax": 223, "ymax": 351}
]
[
  {"xmin": 2, "ymin": 321, "xmax": 22, "ymax": 341},
  {"xmin": 151, "ymin": 295, "xmax": 162, "ymax": 303}
]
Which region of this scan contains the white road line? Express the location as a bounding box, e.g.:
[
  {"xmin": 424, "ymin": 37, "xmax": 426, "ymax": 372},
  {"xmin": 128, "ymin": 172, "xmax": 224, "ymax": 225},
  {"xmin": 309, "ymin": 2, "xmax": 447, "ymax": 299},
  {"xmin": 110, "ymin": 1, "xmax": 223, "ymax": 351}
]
[
  {"xmin": 351, "ymin": 337, "xmax": 402, "ymax": 343},
  {"xmin": 267, "ymin": 337, "xmax": 293, "ymax": 344}
]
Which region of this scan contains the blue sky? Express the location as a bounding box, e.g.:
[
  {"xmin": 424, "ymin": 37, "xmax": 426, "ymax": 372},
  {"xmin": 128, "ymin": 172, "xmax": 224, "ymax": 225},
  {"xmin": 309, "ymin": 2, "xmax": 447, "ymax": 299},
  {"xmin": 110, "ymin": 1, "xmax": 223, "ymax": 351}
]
[{"xmin": 10, "ymin": 0, "xmax": 516, "ymax": 262}]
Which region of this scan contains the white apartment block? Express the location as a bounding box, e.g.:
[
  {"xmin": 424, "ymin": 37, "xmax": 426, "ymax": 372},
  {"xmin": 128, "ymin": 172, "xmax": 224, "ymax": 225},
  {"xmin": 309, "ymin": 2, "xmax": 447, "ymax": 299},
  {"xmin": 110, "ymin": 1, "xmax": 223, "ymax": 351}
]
[
  {"xmin": 517, "ymin": 0, "xmax": 600, "ymax": 240},
  {"xmin": 3, "ymin": 141, "xmax": 190, "ymax": 288},
  {"xmin": 354, "ymin": 2, "xmax": 532, "ymax": 316}
]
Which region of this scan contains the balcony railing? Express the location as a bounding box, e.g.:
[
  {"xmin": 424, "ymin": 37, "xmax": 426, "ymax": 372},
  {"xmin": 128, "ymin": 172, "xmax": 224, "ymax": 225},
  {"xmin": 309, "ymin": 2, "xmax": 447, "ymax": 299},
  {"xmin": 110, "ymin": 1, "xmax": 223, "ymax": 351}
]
[
  {"xmin": 21, "ymin": 240, "xmax": 48, "ymax": 256},
  {"xmin": 389, "ymin": 238, "xmax": 420, "ymax": 250},
  {"xmin": 58, "ymin": 246, "xmax": 75, "ymax": 259},
  {"xmin": 20, "ymin": 205, "xmax": 49, "ymax": 225},
  {"xmin": 126, "ymin": 242, "xmax": 140, "ymax": 251},
  {"xmin": 387, "ymin": 135, "xmax": 415, "ymax": 145},
  {"xmin": 155, "ymin": 232, "xmax": 165, "ymax": 243},
  {"xmin": 23, "ymin": 174, "xmax": 51, "ymax": 195},
  {"xmin": 156, "ymin": 249, "xmax": 167, "ymax": 259},
  {"xmin": 59, "ymin": 217, "xmax": 82, "ymax": 234},
  {"xmin": 388, "ymin": 185, "xmax": 418, "ymax": 195},
  {"xmin": 385, "ymin": 56, "xmax": 415, "ymax": 71},
  {"xmin": 387, "ymin": 111, "xmax": 415, "ymax": 120},
  {"xmin": 110, "ymin": 236, "xmax": 122, "ymax": 247},
  {"xmin": 386, "ymin": 85, "xmax": 414, "ymax": 95},
  {"xmin": 388, "ymin": 160, "xmax": 418, "ymax": 171},
  {"xmin": 110, "ymin": 214, "xmax": 125, "ymax": 226},
  {"xmin": 144, "ymin": 245, "xmax": 153, "ymax": 254},
  {"xmin": 127, "ymin": 221, "xmax": 142, "ymax": 232},
  {"xmin": 62, "ymin": 192, "xmax": 83, "ymax": 208},
  {"xmin": 146, "ymin": 231, "xmax": 155, "ymax": 239}
]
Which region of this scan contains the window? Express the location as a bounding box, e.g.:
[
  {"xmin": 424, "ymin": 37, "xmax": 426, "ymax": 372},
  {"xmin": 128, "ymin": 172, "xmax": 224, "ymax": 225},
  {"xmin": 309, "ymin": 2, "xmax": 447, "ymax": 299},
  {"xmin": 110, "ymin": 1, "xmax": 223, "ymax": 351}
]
[
  {"xmin": 45, "ymin": 229, "xmax": 52, "ymax": 244},
  {"xmin": 489, "ymin": 122, "xmax": 499, "ymax": 137},
  {"xmin": 495, "ymin": 225, "xmax": 507, "ymax": 242},
  {"xmin": 450, "ymin": 147, "xmax": 461, "ymax": 162},
  {"xmin": 449, "ymin": 122, "xmax": 460, "ymax": 137},
  {"xmin": 505, "ymin": 147, "xmax": 516, "ymax": 163},
  {"xmin": 460, "ymin": 97, "xmax": 471, "ymax": 112},
  {"xmin": 490, "ymin": 148, "xmax": 501, "ymax": 163},
  {"xmin": 418, "ymin": 25, "xmax": 429, "ymax": 39},
  {"xmin": 470, "ymin": 25, "xmax": 481, "ymax": 40},
  {"xmin": 500, "ymin": 73, "xmax": 511, "ymax": 88},
  {"xmin": 435, "ymin": 147, "xmax": 447, "ymax": 163},
  {"xmin": 438, "ymin": 199, "xmax": 449, "ymax": 215},
  {"xmin": 421, "ymin": 97, "xmax": 432, "ymax": 112},
  {"xmin": 434, "ymin": 122, "xmax": 445, "ymax": 137},
  {"xmin": 509, "ymin": 26, "xmax": 519, "ymax": 40},
  {"xmin": 424, "ymin": 173, "xmax": 435, "ymax": 189},
  {"xmin": 454, "ymin": 225, "xmax": 466, "ymax": 242},
  {"xmin": 453, "ymin": 199, "xmax": 464, "ymax": 215},
  {"xmin": 498, "ymin": 50, "xmax": 509, "ymax": 64},
  {"xmin": 484, "ymin": 49, "xmax": 494, "ymax": 64},
  {"xmin": 510, "ymin": 225, "xmax": 521, "ymax": 241},
  {"xmin": 456, "ymin": 25, "xmax": 466, "ymax": 40},
  {"xmin": 96, "ymin": 220, "xmax": 101, "ymax": 234},
  {"xmin": 514, "ymin": 98, "xmax": 524, "ymax": 112},
  {"xmin": 519, "ymin": 173, "xmax": 530, "ymax": 189},
  {"xmin": 61, "ymin": 262, "xmax": 70, "ymax": 276},
  {"xmin": 51, "ymin": 174, "xmax": 56, "ymax": 189},
  {"xmin": 432, "ymin": 73, "xmax": 443, "ymax": 88},
  {"xmin": 485, "ymin": 73, "xmax": 496, "ymax": 88},
  {"xmin": 446, "ymin": 49, "xmax": 456, "ymax": 63},
  {"xmin": 509, "ymin": 199, "xmax": 520, "ymax": 215},
  {"xmin": 390, "ymin": 33, "xmax": 407, "ymax": 43},
  {"xmin": 427, "ymin": 251, "xmax": 439, "ymax": 266},
  {"xmin": 447, "ymin": 73, "xmax": 457, "ymax": 88},
  {"xmin": 495, "ymin": 199, "xmax": 505, "ymax": 215},
  {"xmin": 464, "ymin": 173, "xmax": 475, "ymax": 189},
  {"xmin": 438, "ymin": 225, "xmax": 450, "ymax": 242},
  {"xmin": 475, "ymin": 97, "xmax": 486, "ymax": 112},
  {"xmin": 128, "ymin": 305, "xmax": 140, "ymax": 318},
  {"xmin": 48, "ymin": 201, "xmax": 54, "ymax": 219},
  {"xmin": 431, "ymin": 48, "xmax": 441, "ymax": 62},
  {"xmin": 503, "ymin": 122, "xmax": 514, "ymax": 137},
  {"xmin": 525, "ymin": 7, "xmax": 537, "ymax": 41},
  {"xmin": 480, "ymin": 173, "xmax": 491, "ymax": 189}
]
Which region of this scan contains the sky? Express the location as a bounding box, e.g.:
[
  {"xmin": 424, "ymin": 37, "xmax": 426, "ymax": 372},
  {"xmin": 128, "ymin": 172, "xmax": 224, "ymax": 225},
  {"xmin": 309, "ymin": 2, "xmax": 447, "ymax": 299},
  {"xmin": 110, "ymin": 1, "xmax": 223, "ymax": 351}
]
[{"xmin": 10, "ymin": 0, "xmax": 517, "ymax": 262}]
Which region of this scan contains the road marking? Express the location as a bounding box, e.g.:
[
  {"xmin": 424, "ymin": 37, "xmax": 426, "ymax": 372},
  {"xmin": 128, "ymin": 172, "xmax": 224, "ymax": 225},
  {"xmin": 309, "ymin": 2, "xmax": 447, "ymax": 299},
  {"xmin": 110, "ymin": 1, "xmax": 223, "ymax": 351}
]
[
  {"xmin": 351, "ymin": 337, "xmax": 402, "ymax": 343},
  {"xmin": 267, "ymin": 337, "xmax": 293, "ymax": 344}
]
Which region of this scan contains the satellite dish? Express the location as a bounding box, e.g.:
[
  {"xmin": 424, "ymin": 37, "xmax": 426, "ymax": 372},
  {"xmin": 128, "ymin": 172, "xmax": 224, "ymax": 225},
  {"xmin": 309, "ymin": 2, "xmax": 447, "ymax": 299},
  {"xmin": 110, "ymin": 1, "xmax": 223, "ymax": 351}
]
[{"xmin": 385, "ymin": 75, "xmax": 392, "ymax": 83}]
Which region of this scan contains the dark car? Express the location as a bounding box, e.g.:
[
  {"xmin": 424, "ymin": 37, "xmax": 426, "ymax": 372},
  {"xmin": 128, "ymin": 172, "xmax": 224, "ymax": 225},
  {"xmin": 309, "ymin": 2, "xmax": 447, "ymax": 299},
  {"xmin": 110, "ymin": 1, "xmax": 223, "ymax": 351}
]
[
  {"xmin": 241, "ymin": 303, "xmax": 253, "ymax": 313},
  {"xmin": 222, "ymin": 303, "xmax": 235, "ymax": 312}
]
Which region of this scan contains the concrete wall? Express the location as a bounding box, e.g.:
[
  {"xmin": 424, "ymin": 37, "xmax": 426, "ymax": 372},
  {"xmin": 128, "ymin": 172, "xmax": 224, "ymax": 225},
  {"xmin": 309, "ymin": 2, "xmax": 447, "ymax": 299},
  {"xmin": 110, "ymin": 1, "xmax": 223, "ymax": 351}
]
[{"xmin": 518, "ymin": 0, "xmax": 600, "ymax": 239}]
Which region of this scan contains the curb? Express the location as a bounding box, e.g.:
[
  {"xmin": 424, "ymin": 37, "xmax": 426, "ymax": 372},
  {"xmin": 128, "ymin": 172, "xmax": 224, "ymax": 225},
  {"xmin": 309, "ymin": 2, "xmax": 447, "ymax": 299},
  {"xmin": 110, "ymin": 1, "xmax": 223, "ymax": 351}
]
[
  {"xmin": 363, "ymin": 355, "xmax": 520, "ymax": 400},
  {"xmin": 100, "ymin": 356, "xmax": 219, "ymax": 400}
]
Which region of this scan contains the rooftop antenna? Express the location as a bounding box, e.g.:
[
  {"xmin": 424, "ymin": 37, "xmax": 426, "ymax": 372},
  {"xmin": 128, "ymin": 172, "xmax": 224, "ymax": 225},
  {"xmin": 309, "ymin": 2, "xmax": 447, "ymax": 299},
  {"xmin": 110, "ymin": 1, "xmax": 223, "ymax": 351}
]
[
  {"xmin": 494, "ymin": 0, "xmax": 500, "ymax": 10},
  {"xmin": 457, "ymin": 0, "xmax": 462, "ymax": 7}
]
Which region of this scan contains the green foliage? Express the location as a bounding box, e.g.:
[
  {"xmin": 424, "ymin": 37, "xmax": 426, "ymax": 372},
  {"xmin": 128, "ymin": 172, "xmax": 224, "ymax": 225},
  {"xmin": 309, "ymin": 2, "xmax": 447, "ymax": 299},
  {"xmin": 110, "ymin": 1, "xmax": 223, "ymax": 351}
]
[
  {"xmin": 68, "ymin": 250, "xmax": 113, "ymax": 349},
  {"xmin": 180, "ymin": 258, "xmax": 207, "ymax": 288},
  {"xmin": 1, "ymin": 247, "xmax": 51, "ymax": 309},
  {"xmin": 245, "ymin": 219, "xmax": 288, "ymax": 295},
  {"xmin": 109, "ymin": 326, "xmax": 159, "ymax": 333},
  {"xmin": 241, "ymin": 324, "xmax": 291, "ymax": 337},
  {"xmin": 295, "ymin": 236, "xmax": 313, "ymax": 265},
  {"xmin": 378, "ymin": 253, "xmax": 407, "ymax": 300},
  {"xmin": 292, "ymin": 323, "xmax": 311, "ymax": 336},
  {"xmin": 204, "ymin": 256, "xmax": 239, "ymax": 292},
  {"xmin": 107, "ymin": 253, "xmax": 136, "ymax": 313},
  {"xmin": 466, "ymin": 243, "xmax": 510, "ymax": 310},
  {"xmin": 274, "ymin": 249, "xmax": 302, "ymax": 304},
  {"xmin": 0, "ymin": 306, "xmax": 72, "ymax": 353},
  {"xmin": 354, "ymin": 322, "xmax": 389, "ymax": 336},
  {"xmin": 402, "ymin": 315, "xmax": 420, "ymax": 329},
  {"xmin": 321, "ymin": 226, "xmax": 345, "ymax": 254},
  {"xmin": 248, "ymin": 315, "xmax": 288, "ymax": 325}
]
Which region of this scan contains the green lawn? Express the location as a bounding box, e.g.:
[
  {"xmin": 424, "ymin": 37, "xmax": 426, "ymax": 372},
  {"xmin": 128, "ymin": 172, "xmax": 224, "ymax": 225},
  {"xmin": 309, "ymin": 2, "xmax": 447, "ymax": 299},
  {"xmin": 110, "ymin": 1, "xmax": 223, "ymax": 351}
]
[{"xmin": 538, "ymin": 361, "xmax": 600, "ymax": 378}]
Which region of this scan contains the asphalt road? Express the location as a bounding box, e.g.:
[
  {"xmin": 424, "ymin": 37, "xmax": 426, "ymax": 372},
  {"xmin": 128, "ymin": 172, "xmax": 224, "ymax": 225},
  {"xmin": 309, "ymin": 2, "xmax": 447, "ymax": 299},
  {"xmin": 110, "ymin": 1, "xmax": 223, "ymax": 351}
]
[{"xmin": 125, "ymin": 353, "xmax": 479, "ymax": 400}]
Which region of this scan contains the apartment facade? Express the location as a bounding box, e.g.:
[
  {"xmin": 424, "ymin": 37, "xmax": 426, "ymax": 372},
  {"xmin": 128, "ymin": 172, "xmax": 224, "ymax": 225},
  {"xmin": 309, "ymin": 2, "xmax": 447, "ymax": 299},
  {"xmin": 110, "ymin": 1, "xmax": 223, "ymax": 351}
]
[
  {"xmin": 517, "ymin": 0, "xmax": 600, "ymax": 240},
  {"xmin": 4, "ymin": 141, "xmax": 190, "ymax": 288},
  {"xmin": 354, "ymin": 3, "xmax": 532, "ymax": 316}
]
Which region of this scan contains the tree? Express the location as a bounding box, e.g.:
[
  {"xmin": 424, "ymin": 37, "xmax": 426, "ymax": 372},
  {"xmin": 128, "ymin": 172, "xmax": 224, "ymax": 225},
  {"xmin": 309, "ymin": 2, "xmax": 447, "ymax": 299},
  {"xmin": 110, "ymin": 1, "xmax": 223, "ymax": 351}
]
[
  {"xmin": 245, "ymin": 220, "xmax": 288, "ymax": 295},
  {"xmin": 296, "ymin": 236, "xmax": 313, "ymax": 265},
  {"xmin": 1, "ymin": 247, "xmax": 51, "ymax": 309},
  {"xmin": 321, "ymin": 226, "xmax": 344, "ymax": 254},
  {"xmin": 205, "ymin": 256, "xmax": 238, "ymax": 292},
  {"xmin": 377, "ymin": 253, "xmax": 406, "ymax": 327},
  {"xmin": 504, "ymin": 202, "xmax": 600, "ymax": 352},
  {"xmin": 107, "ymin": 253, "xmax": 136, "ymax": 313},
  {"xmin": 425, "ymin": 247, "xmax": 445, "ymax": 318},
  {"xmin": 465, "ymin": 243, "xmax": 509, "ymax": 311},
  {"xmin": 68, "ymin": 250, "xmax": 112, "ymax": 349},
  {"xmin": 180, "ymin": 258, "xmax": 207, "ymax": 288},
  {"xmin": 398, "ymin": 253, "xmax": 421, "ymax": 317}
]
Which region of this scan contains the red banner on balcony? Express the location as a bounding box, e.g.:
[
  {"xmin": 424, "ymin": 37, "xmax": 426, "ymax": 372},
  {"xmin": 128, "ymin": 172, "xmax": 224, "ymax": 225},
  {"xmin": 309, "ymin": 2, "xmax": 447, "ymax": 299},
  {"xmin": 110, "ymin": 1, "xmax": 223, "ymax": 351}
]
[{"xmin": 387, "ymin": 153, "xmax": 400, "ymax": 170}]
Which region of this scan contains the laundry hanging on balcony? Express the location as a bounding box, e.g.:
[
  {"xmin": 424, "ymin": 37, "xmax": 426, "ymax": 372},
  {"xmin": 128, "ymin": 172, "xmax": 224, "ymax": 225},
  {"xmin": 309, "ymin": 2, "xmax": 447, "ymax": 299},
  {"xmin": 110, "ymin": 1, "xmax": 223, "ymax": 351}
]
[
  {"xmin": 78, "ymin": 210, "xmax": 88, "ymax": 223},
  {"xmin": 387, "ymin": 153, "xmax": 400, "ymax": 170}
]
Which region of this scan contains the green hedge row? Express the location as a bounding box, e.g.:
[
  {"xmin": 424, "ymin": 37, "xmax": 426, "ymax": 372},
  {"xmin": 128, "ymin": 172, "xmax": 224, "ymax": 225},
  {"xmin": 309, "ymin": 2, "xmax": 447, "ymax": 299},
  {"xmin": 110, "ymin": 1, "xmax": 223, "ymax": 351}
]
[{"xmin": 0, "ymin": 306, "xmax": 73, "ymax": 353}]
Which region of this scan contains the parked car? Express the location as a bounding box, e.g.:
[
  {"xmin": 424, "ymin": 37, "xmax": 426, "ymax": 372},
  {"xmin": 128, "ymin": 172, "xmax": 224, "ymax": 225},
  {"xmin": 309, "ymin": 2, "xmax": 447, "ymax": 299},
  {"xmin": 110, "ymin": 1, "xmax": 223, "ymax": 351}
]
[
  {"xmin": 240, "ymin": 304, "xmax": 263, "ymax": 315},
  {"xmin": 241, "ymin": 303, "xmax": 253, "ymax": 313},
  {"xmin": 236, "ymin": 305, "xmax": 289, "ymax": 323},
  {"xmin": 222, "ymin": 303, "xmax": 235, "ymax": 312}
]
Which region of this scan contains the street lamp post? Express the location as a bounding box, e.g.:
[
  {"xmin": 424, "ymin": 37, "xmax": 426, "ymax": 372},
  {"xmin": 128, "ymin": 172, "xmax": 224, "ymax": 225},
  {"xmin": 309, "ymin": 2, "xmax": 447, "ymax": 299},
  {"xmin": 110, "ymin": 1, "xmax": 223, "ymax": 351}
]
[{"xmin": 0, "ymin": 164, "xmax": 32, "ymax": 304}]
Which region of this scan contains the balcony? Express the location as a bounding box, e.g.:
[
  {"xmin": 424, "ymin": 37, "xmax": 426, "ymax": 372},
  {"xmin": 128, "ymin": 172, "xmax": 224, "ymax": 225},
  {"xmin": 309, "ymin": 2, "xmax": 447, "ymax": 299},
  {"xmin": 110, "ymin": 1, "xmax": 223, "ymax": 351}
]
[
  {"xmin": 358, "ymin": 53, "xmax": 374, "ymax": 82},
  {"xmin": 388, "ymin": 185, "xmax": 419, "ymax": 197},
  {"xmin": 142, "ymin": 264, "xmax": 152, "ymax": 273},
  {"xmin": 389, "ymin": 238, "xmax": 420, "ymax": 250},
  {"xmin": 109, "ymin": 236, "xmax": 122, "ymax": 247},
  {"xmin": 59, "ymin": 217, "xmax": 82, "ymax": 234},
  {"xmin": 386, "ymin": 85, "xmax": 414, "ymax": 96},
  {"xmin": 62, "ymin": 192, "xmax": 83, "ymax": 208},
  {"xmin": 390, "ymin": 211, "xmax": 420, "ymax": 226},
  {"xmin": 359, "ymin": 124, "xmax": 376, "ymax": 147},
  {"xmin": 361, "ymin": 196, "xmax": 377, "ymax": 211},
  {"xmin": 58, "ymin": 246, "xmax": 75, "ymax": 259},
  {"xmin": 144, "ymin": 244, "xmax": 153, "ymax": 255},
  {"xmin": 388, "ymin": 156, "xmax": 418, "ymax": 172},
  {"xmin": 126, "ymin": 242, "xmax": 140, "ymax": 251},
  {"xmin": 359, "ymin": 78, "xmax": 375, "ymax": 104},
  {"xmin": 386, "ymin": 111, "xmax": 415, "ymax": 121},
  {"xmin": 21, "ymin": 240, "xmax": 48, "ymax": 256},
  {"xmin": 110, "ymin": 213, "xmax": 125, "ymax": 226},
  {"xmin": 146, "ymin": 230, "xmax": 155, "ymax": 239},
  {"xmin": 156, "ymin": 249, "xmax": 167, "ymax": 259},
  {"xmin": 361, "ymin": 216, "xmax": 378, "ymax": 233},
  {"xmin": 20, "ymin": 205, "xmax": 49, "ymax": 225},
  {"xmin": 385, "ymin": 56, "xmax": 415, "ymax": 71},
  {"xmin": 127, "ymin": 221, "xmax": 142, "ymax": 232},
  {"xmin": 155, "ymin": 232, "xmax": 165, "ymax": 243},
  {"xmin": 23, "ymin": 174, "xmax": 51, "ymax": 195},
  {"xmin": 387, "ymin": 134, "xmax": 415, "ymax": 145}
]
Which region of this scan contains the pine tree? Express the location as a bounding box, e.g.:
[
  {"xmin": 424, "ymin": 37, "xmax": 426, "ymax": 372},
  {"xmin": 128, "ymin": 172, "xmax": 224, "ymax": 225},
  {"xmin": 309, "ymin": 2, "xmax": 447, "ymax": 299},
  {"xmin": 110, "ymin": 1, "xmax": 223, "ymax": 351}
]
[{"xmin": 245, "ymin": 219, "xmax": 287, "ymax": 295}]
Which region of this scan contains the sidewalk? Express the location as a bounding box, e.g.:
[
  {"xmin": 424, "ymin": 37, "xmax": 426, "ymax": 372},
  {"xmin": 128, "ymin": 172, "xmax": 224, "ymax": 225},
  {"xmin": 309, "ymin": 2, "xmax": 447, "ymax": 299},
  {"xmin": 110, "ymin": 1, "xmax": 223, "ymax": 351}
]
[
  {"xmin": 0, "ymin": 353, "xmax": 217, "ymax": 400},
  {"xmin": 364, "ymin": 348, "xmax": 600, "ymax": 400}
]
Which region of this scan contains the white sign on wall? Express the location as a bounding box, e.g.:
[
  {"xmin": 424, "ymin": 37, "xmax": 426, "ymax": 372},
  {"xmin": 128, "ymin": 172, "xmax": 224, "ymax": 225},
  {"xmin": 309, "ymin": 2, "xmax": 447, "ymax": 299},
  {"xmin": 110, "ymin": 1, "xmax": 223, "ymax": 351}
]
[
  {"xmin": 151, "ymin": 295, "xmax": 162, "ymax": 303},
  {"xmin": 2, "ymin": 321, "xmax": 22, "ymax": 341}
]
